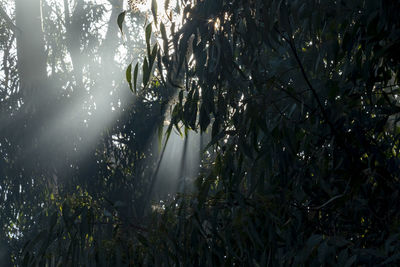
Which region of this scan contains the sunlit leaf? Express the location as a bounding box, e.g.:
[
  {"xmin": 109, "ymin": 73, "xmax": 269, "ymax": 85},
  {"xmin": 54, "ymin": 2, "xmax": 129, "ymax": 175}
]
[{"xmin": 151, "ymin": 0, "xmax": 158, "ymax": 25}]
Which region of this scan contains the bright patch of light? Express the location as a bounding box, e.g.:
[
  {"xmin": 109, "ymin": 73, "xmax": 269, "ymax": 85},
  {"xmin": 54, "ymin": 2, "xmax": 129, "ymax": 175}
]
[
  {"xmin": 134, "ymin": 0, "xmax": 182, "ymax": 28},
  {"xmin": 135, "ymin": 0, "xmax": 175, "ymax": 13}
]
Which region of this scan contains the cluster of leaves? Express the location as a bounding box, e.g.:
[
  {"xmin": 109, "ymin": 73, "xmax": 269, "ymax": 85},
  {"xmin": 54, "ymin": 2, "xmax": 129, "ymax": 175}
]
[
  {"xmin": 9, "ymin": 0, "xmax": 400, "ymax": 265},
  {"xmin": 123, "ymin": 0, "xmax": 400, "ymax": 265},
  {"xmin": 0, "ymin": 1, "xmax": 170, "ymax": 265}
]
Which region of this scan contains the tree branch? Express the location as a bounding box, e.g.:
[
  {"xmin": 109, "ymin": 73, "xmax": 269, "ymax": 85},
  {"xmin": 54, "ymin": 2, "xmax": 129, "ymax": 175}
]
[{"xmin": 0, "ymin": 5, "xmax": 21, "ymax": 34}]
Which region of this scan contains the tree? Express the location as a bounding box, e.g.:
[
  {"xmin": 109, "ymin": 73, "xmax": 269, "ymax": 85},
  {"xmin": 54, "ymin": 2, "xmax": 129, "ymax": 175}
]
[
  {"xmin": 2, "ymin": 0, "xmax": 400, "ymax": 265},
  {"xmin": 0, "ymin": 0, "xmax": 171, "ymax": 264},
  {"xmin": 124, "ymin": 0, "xmax": 400, "ymax": 265}
]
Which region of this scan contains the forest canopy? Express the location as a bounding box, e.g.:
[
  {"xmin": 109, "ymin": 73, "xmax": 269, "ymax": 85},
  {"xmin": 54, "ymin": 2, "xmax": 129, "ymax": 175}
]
[{"xmin": 1, "ymin": 0, "xmax": 400, "ymax": 266}]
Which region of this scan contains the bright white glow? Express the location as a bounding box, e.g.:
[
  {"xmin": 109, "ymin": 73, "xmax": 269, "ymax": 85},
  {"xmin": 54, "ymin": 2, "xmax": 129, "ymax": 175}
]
[
  {"xmin": 135, "ymin": 0, "xmax": 176, "ymax": 13},
  {"xmin": 135, "ymin": 0, "xmax": 182, "ymax": 29}
]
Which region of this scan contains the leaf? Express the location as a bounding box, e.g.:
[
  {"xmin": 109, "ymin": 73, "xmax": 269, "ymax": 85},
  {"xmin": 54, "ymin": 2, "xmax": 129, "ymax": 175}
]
[
  {"xmin": 151, "ymin": 0, "xmax": 158, "ymax": 25},
  {"xmin": 126, "ymin": 63, "xmax": 133, "ymax": 92},
  {"xmin": 145, "ymin": 24, "xmax": 153, "ymax": 65},
  {"xmin": 149, "ymin": 43, "xmax": 158, "ymax": 70},
  {"xmin": 146, "ymin": 23, "xmax": 152, "ymax": 48},
  {"xmin": 133, "ymin": 62, "xmax": 139, "ymax": 93},
  {"xmin": 143, "ymin": 58, "xmax": 150, "ymax": 87},
  {"xmin": 165, "ymin": 123, "xmax": 173, "ymax": 145},
  {"xmin": 117, "ymin": 11, "xmax": 126, "ymax": 34},
  {"xmin": 164, "ymin": 0, "xmax": 170, "ymax": 12},
  {"xmin": 176, "ymin": 33, "xmax": 190, "ymax": 76},
  {"xmin": 160, "ymin": 22, "xmax": 168, "ymax": 52},
  {"xmin": 203, "ymin": 130, "xmax": 225, "ymax": 151},
  {"xmin": 158, "ymin": 123, "xmax": 164, "ymax": 150},
  {"xmin": 199, "ymin": 104, "xmax": 210, "ymax": 132}
]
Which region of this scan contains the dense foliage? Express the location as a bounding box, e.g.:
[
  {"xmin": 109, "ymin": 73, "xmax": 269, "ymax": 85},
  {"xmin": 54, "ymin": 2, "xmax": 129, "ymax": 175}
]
[
  {"xmin": 1, "ymin": 0, "xmax": 400, "ymax": 265},
  {"xmin": 0, "ymin": 0, "xmax": 172, "ymax": 265},
  {"xmin": 132, "ymin": 0, "xmax": 400, "ymax": 265}
]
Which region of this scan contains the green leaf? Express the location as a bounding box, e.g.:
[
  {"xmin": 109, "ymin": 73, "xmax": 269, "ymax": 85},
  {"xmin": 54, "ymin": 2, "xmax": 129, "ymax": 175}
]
[
  {"xmin": 160, "ymin": 22, "xmax": 169, "ymax": 55},
  {"xmin": 126, "ymin": 63, "xmax": 133, "ymax": 92},
  {"xmin": 143, "ymin": 58, "xmax": 150, "ymax": 87},
  {"xmin": 117, "ymin": 11, "xmax": 126, "ymax": 34},
  {"xmin": 146, "ymin": 23, "xmax": 152, "ymax": 45},
  {"xmin": 165, "ymin": 123, "xmax": 173, "ymax": 145},
  {"xmin": 199, "ymin": 104, "xmax": 210, "ymax": 132},
  {"xmin": 151, "ymin": 0, "xmax": 158, "ymax": 25},
  {"xmin": 145, "ymin": 23, "xmax": 153, "ymax": 61},
  {"xmin": 149, "ymin": 43, "xmax": 158, "ymax": 70},
  {"xmin": 158, "ymin": 123, "xmax": 163, "ymax": 150},
  {"xmin": 133, "ymin": 62, "xmax": 139, "ymax": 93},
  {"xmin": 164, "ymin": 0, "xmax": 170, "ymax": 11}
]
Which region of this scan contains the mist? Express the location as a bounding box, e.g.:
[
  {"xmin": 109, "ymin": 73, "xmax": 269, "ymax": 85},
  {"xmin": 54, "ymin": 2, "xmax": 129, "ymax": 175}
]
[{"xmin": 0, "ymin": 0, "xmax": 201, "ymax": 250}]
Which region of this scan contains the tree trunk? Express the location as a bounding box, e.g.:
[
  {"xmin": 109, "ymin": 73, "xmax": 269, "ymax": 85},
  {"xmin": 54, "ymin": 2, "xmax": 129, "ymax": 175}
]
[
  {"xmin": 15, "ymin": 0, "xmax": 47, "ymax": 107},
  {"xmin": 64, "ymin": 0, "xmax": 84, "ymax": 89}
]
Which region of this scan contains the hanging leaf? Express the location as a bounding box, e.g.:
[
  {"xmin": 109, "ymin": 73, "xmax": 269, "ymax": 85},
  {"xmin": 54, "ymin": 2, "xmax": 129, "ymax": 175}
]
[
  {"xmin": 143, "ymin": 58, "xmax": 150, "ymax": 87},
  {"xmin": 149, "ymin": 43, "xmax": 158, "ymax": 70},
  {"xmin": 145, "ymin": 23, "xmax": 151, "ymax": 43},
  {"xmin": 151, "ymin": 0, "xmax": 158, "ymax": 25},
  {"xmin": 117, "ymin": 11, "xmax": 126, "ymax": 34},
  {"xmin": 126, "ymin": 63, "xmax": 133, "ymax": 92},
  {"xmin": 160, "ymin": 22, "xmax": 169, "ymax": 54},
  {"xmin": 164, "ymin": 0, "xmax": 170, "ymax": 12},
  {"xmin": 145, "ymin": 23, "xmax": 152, "ymax": 51},
  {"xmin": 158, "ymin": 123, "xmax": 164, "ymax": 150},
  {"xmin": 133, "ymin": 62, "xmax": 139, "ymax": 93}
]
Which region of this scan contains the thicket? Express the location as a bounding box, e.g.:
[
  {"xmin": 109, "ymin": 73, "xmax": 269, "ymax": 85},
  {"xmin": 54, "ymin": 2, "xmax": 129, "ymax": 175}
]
[{"xmin": 3, "ymin": 0, "xmax": 400, "ymax": 265}]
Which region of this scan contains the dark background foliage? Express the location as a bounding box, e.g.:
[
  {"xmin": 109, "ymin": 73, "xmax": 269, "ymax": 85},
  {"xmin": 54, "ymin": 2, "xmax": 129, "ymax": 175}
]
[{"xmin": 1, "ymin": 0, "xmax": 400, "ymax": 266}]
